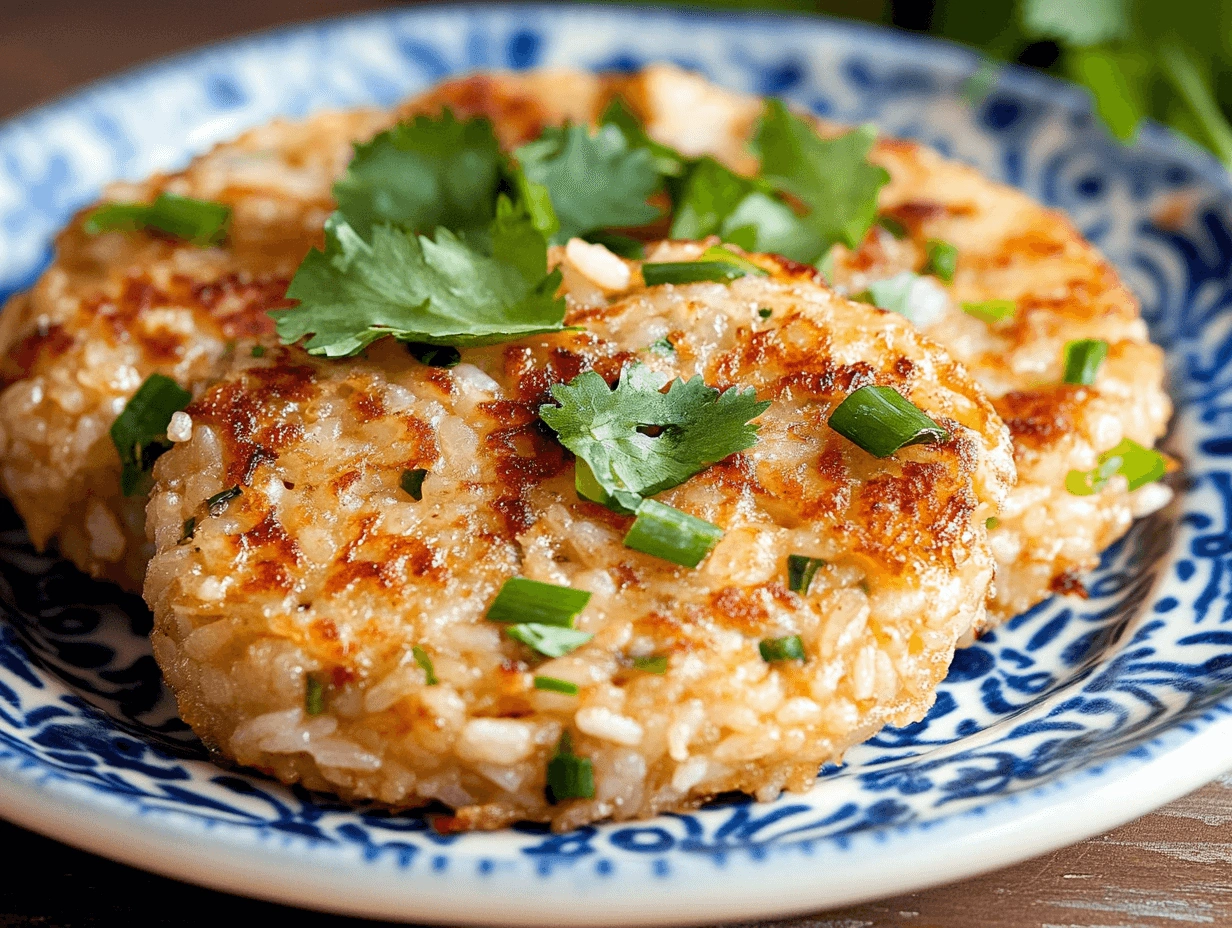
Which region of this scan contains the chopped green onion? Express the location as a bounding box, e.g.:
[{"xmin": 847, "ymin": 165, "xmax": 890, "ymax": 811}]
[
  {"xmin": 622, "ymin": 499, "xmax": 723, "ymax": 568},
  {"xmin": 305, "ymin": 674, "xmax": 326, "ymax": 715},
  {"xmin": 648, "ymin": 336, "xmax": 676, "ymax": 356},
  {"xmin": 486, "ymin": 577, "xmax": 592, "ymax": 628},
  {"xmin": 506, "ymin": 623, "xmax": 594, "ymax": 658},
  {"xmin": 546, "ymin": 732, "xmax": 594, "ymax": 802},
  {"xmin": 699, "ymin": 245, "xmax": 769, "ymax": 276},
  {"xmin": 206, "ymin": 486, "xmax": 242, "ymax": 516},
  {"xmin": 642, "ymin": 256, "xmax": 755, "ymax": 286},
  {"xmin": 828, "ymin": 385, "xmax": 949, "ymax": 458},
  {"xmin": 758, "ymin": 307, "xmax": 773, "ymax": 319},
  {"xmin": 1066, "ymin": 438, "xmax": 1166, "ymax": 496},
  {"xmin": 584, "ymin": 231, "xmax": 645, "ymax": 259},
  {"xmin": 400, "ymin": 468, "xmax": 427, "ymax": 501},
  {"xmin": 533, "ymin": 675, "xmax": 580, "ymax": 695},
  {"xmin": 924, "ymin": 239, "xmax": 958, "ymax": 283},
  {"xmin": 631, "ymin": 654, "xmax": 668, "ymax": 674},
  {"xmin": 1062, "ymin": 338, "xmax": 1109, "ymax": 386},
  {"xmin": 787, "ymin": 555, "xmax": 825, "ymax": 595},
  {"xmin": 412, "ymin": 645, "xmax": 438, "ymax": 685},
  {"xmin": 178, "ymin": 517, "xmax": 196, "ymax": 545},
  {"xmin": 759, "ymin": 635, "xmax": 806, "ymax": 662},
  {"xmin": 406, "ymin": 343, "xmax": 462, "ymax": 368},
  {"xmin": 250, "ymin": 345, "xmax": 267, "ymax": 358},
  {"xmin": 84, "ymin": 192, "xmax": 231, "ymax": 246},
  {"xmin": 962, "ymin": 299, "xmax": 1016, "ymax": 323},
  {"xmin": 876, "ymin": 214, "xmax": 909, "ymax": 239},
  {"xmin": 110, "ymin": 373, "xmax": 192, "ymax": 497},
  {"xmin": 986, "ymin": 516, "xmax": 1000, "ymax": 529}
]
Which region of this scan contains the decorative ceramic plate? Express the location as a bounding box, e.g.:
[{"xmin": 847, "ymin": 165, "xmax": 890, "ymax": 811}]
[{"xmin": 2, "ymin": 5, "xmax": 1232, "ymax": 925}]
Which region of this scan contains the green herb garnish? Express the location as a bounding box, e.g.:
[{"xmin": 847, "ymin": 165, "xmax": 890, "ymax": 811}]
[
  {"xmin": 756, "ymin": 103, "xmax": 890, "ymax": 255},
  {"xmin": 924, "ymin": 239, "xmax": 958, "ymax": 282},
  {"xmin": 250, "ymin": 345, "xmax": 267, "ymax": 358},
  {"xmin": 583, "ymin": 230, "xmax": 646, "ymax": 259},
  {"xmin": 787, "ymin": 555, "xmax": 825, "ymax": 595},
  {"xmin": 272, "ymin": 200, "xmax": 565, "ymax": 357},
  {"xmin": 331, "ymin": 110, "xmax": 503, "ymax": 238},
  {"xmin": 648, "ymin": 336, "xmax": 675, "ymax": 356},
  {"xmin": 400, "ymin": 468, "xmax": 427, "ymax": 501},
  {"xmin": 877, "ymin": 214, "xmax": 909, "ymax": 239},
  {"xmin": 505, "ymin": 623, "xmax": 594, "ymax": 658},
  {"xmin": 759, "ymin": 635, "xmax": 806, "ymax": 663},
  {"xmin": 206, "ymin": 486, "xmax": 241, "ymax": 516},
  {"xmin": 84, "ymin": 192, "xmax": 231, "ymax": 246},
  {"xmin": 109, "ymin": 373, "xmax": 192, "ymax": 497},
  {"xmin": 758, "ymin": 307, "xmax": 773, "ymax": 319},
  {"xmin": 1066, "ymin": 438, "xmax": 1166, "ymax": 496},
  {"xmin": 539, "ymin": 363, "xmax": 768, "ymax": 513},
  {"xmin": 486, "ymin": 577, "xmax": 592, "ymax": 628},
  {"xmin": 515, "ymin": 124, "xmax": 663, "ymax": 243},
  {"xmin": 546, "ymin": 732, "xmax": 595, "ymax": 802},
  {"xmin": 962, "ymin": 299, "xmax": 1017, "ymax": 324},
  {"xmin": 631, "ymin": 655, "xmax": 668, "ymax": 674},
  {"xmin": 828, "ymin": 385, "xmax": 949, "ymax": 458},
  {"xmin": 622, "ymin": 499, "xmax": 724, "ymax": 568},
  {"xmin": 599, "ymin": 96, "xmax": 688, "ymax": 177},
  {"xmin": 1062, "ymin": 338, "xmax": 1109, "ymax": 385},
  {"xmin": 305, "ymin": 674, "xmax": 326, "ymax": 715},
  {"xmin": 533, "ymin": 675, "xmax": 580, "ymax": 695},
  {"xmin": 412, "ymin": 645, "xmax": 438, "ymax": 686}
]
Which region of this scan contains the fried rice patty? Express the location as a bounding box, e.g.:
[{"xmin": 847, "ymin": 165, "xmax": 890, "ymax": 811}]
[
  {"xmin": 143, "ymin": 244, "xmax": 1012, "ymax": 830},
  {"xmin": 0, "ymin": 109, "xmax": 389, "ymax": 586},
  {"xmin": 403, "ymin": 66, "xmax": 1172, "ymax": 626}
]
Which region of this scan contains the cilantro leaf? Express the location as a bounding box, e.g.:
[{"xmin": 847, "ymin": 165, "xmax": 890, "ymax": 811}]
[
  {"xmin": 274, "ymin": 200, "xmax": 565, "ymax": 357},
  {"xmin": 110, "ymin": 373, "xmax": 192, "ymax": 497},
  {"xmin": 539, "ymin": 363, "xmax": 770, "ymax": 513},
  {"xmin": 670, "ymin": 157, "xmax": 818, "ymax": 259},
  {"xmin": 599, "ymin": 96, "xmax": 688, "ymax": 177},
  {"xmin": 515, "ymin": 124, "xmax": 663, "ymax": 243},
  {"xmin": 332, "ymin": 111, "xmax": 504, "ymax": 238},
  {"xmin": 755, "ymin": 102, "xmax": 890, "ymax": 255}
]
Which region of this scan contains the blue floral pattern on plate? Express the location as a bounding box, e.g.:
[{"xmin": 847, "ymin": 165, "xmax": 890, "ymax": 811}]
[{"xmin": 1, "ymin": 6, "xmax": 1232, "ymax": 924}]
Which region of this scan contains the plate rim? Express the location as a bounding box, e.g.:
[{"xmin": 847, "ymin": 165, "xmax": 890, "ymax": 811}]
[{"xmin": 2, "ymin": 4, "xmax": 1232, "ymax": 924}]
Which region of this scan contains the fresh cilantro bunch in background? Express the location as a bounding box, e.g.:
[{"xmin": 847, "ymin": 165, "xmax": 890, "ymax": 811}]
[{"xmin": 651, "ymin": 0, "xmax": 1232, "ymax": 169}]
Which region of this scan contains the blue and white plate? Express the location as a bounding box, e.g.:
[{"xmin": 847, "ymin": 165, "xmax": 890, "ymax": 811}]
[{"xmin": 2, "ymin": 6, "xmax": 1232, "ymax": 925}]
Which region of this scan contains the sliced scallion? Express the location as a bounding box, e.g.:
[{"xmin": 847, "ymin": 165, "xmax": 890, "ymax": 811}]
[
  {"xmin": 206, "ymin": 486, "xmax": 241, "ymax": 516},
  {"xmin": 631, "ymin": 654, "xmax": 668, "ymax": 674},
  {"xmin": 827, "ymin": 385, "xmax": 949, "ymax": 458},
  {"xmin": 924, "ymin": 239, "xmax": 958, "ymax": 283},
  {"xmin": 251, "ymin": 345, "xmax": 267, "ymax": 358},
  {"xmin": 787, "ymin": 555, "xmax": 825, "ymax": 595},
  {"xmin": 305, "ymin": 674, "xmax": 326, "ymax": 715},
  {"xmin": 412, "ymin": 645, "xmax": 438, "ymax": 686},
  {"xmin": 876, "ymin": 214, "xmax": 909, "ymax": 239},
  {"xmin": 84, "ymin": 192, "xmax": 231, "ymax": 246},
  {"xmin": 533, "ymin": 675, "xmax": 580, "ymax": 695},
  {"xmin": 622, "ymin": 499, "xmax": 723, "ymax": 568},
  {"xmin": 642, "ymin": 247, "xmax": 766, "ymax": 287},
  {"xmin": 759, "ymin": 635, "xmax": 806, "ymax": 663},
  {"xmin": 546, "ymin": 732, "xmax": 595, "ymax": 802},
  {"xmin": 758, "ymin": 307, "xmax": 773, "ymax": 319},
  {"xmin": 962, "ymin": 299, "xmax": 1016, "ymax": 323},
  {"xmin": 486, "ymin": 577, "xmax": 592, "ymax": 627},
  {"xmin": 506, "ymin": 623, "xmax": 594, "ymax": 658},
  {"xmin": 1062, "ymin": 338, "xmax": 1109, "ymax": 386},
  {"xmin": 401, "ymin": 468, "xmax": 428, "ymax": 501},
  {"xmin": 1066, "ymin": 438, "xmax": 1166, "ymax": 496}
]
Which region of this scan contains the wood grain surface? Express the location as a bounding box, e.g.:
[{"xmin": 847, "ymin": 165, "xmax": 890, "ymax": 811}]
[{"xmin": 1, "ymin": 2, "xmax": 1230, "ymax": 925}]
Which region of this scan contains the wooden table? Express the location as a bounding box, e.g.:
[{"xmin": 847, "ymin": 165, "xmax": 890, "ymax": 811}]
[{"xmin": 2, "ymin": 2, "xmax": 1230, "ymax": 925}]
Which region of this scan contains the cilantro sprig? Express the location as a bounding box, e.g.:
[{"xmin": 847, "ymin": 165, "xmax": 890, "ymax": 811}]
[
  {"xmin": 539, "ymin": 363, "xmax": 769, "ymax": 513},
  {"xmin": 273, "ymin": 201, "xmax": 565, "ymax": 357}
]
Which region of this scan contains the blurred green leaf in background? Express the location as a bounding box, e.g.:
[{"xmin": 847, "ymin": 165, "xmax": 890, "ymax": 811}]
[{"xmin": 653, "ymin": 0, "xmax": 1232, "ymax": 169}]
